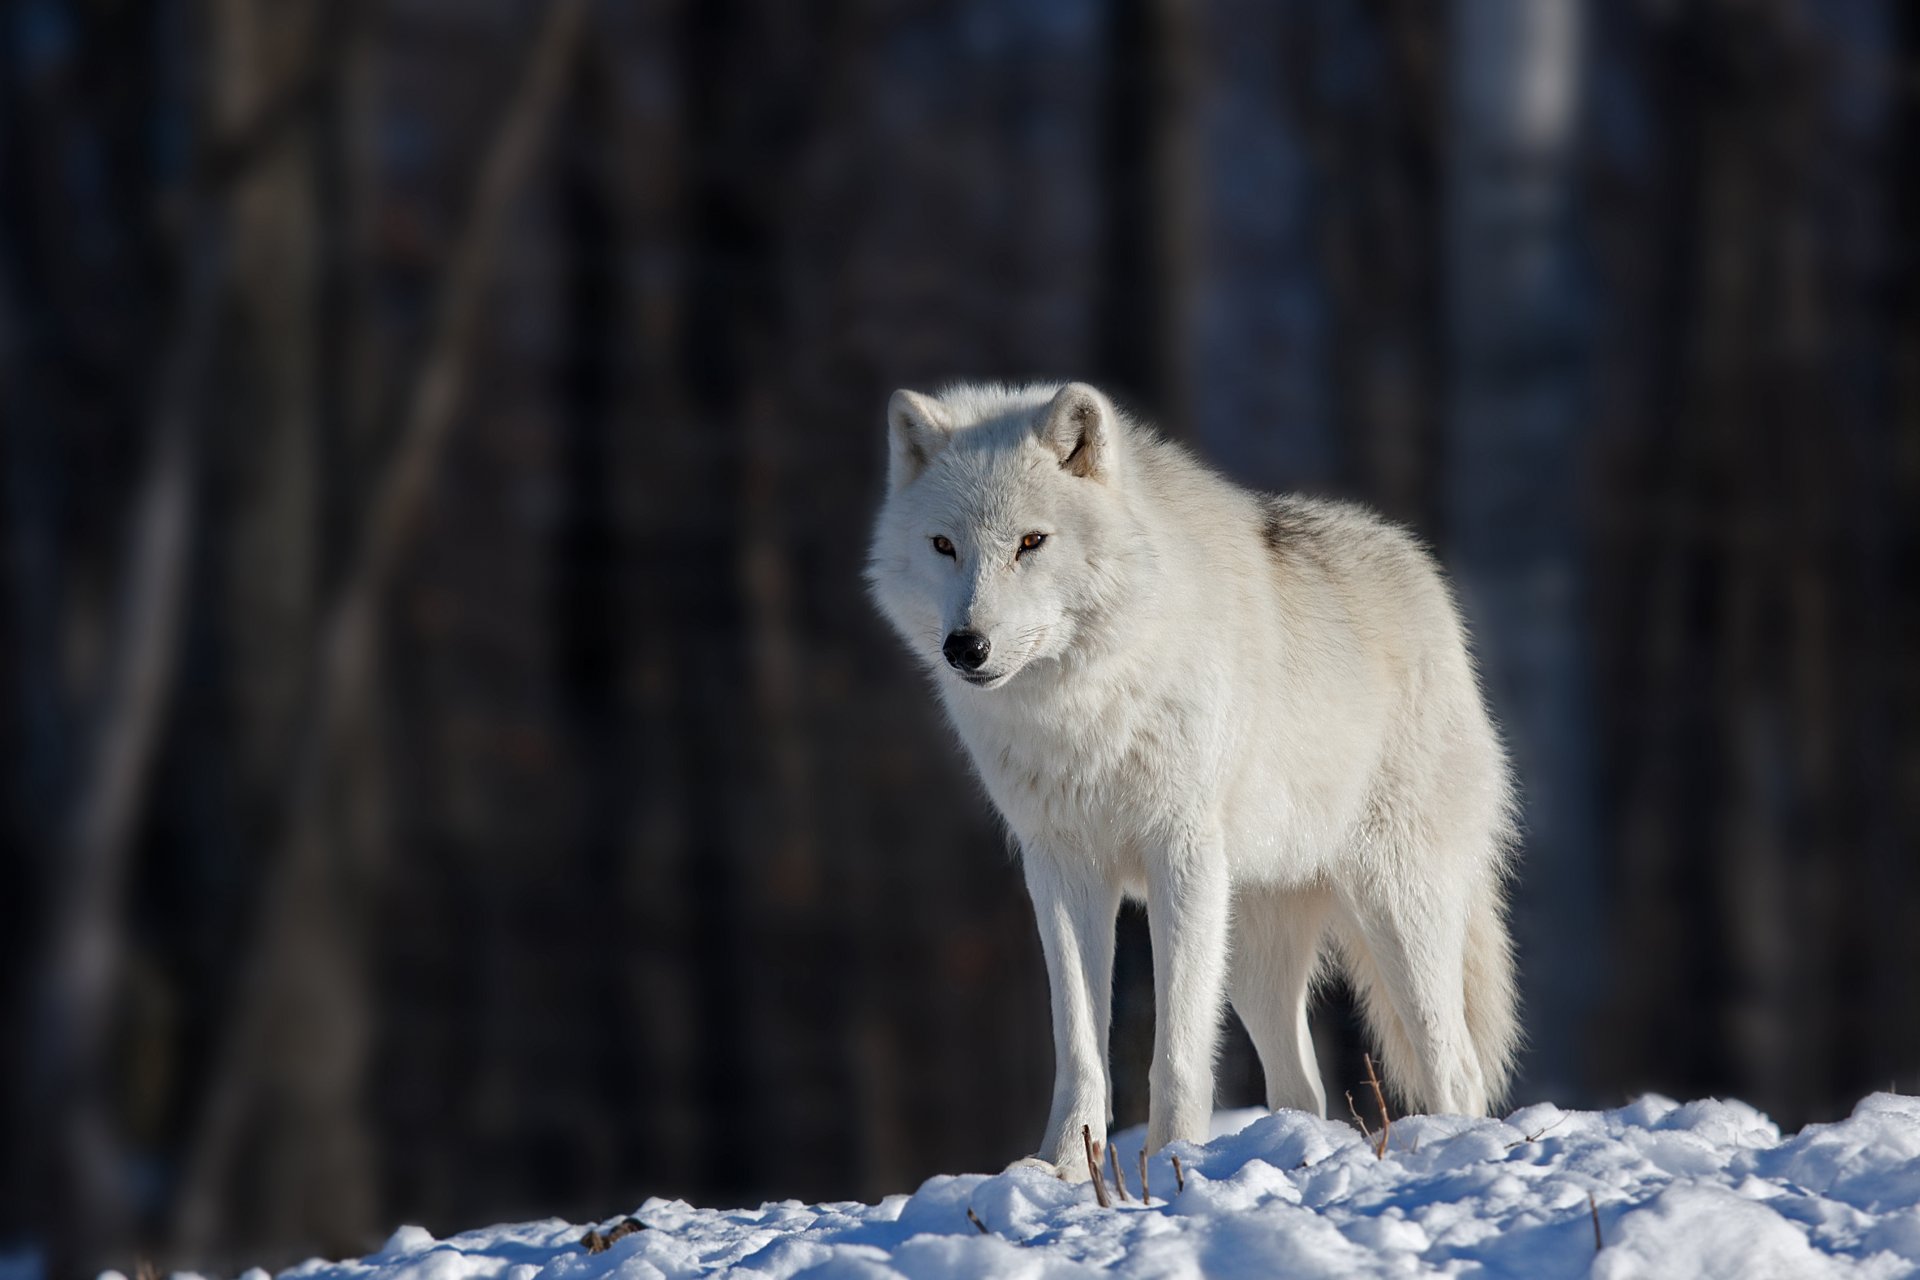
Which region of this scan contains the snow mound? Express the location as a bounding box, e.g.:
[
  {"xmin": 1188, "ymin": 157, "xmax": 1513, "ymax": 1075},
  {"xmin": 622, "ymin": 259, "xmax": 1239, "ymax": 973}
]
[{"xmin": 279, "ymin": 1095, "xmax": 1920, "ymax": 1279}]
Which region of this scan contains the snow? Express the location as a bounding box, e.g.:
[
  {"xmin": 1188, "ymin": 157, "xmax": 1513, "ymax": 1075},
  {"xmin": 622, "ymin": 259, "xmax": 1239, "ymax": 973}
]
[{"xmin": 262, "ymin": 1095, "xmax": 1920, "ymax": 1278}]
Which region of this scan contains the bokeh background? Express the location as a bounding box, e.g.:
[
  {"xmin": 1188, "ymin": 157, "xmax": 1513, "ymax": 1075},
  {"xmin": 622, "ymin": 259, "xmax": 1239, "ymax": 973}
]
[{"xmin": 2, "ymin": 0, "xmax": 1916, "ymax": 1273}]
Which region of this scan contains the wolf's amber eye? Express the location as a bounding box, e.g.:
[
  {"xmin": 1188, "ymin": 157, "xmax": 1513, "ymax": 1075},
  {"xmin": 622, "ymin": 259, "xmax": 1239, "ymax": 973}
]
[
  {"xmin": 932, "ymin": 535, "xmax": 956, "ymax": 558},
  {"xmin": 1017, "ymin": 532, "xmax": 1047, "ymax": 557}
]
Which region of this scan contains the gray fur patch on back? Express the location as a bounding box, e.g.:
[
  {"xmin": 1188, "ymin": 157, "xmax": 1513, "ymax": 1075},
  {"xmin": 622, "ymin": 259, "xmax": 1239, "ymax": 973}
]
[
  {"xmin": 1260, "ymin": 498, "xmax": 1310, "ymax": 554},
  {"xmin": 1258, "ymin": 497, "xmax": 1341, "ymax": 578}
]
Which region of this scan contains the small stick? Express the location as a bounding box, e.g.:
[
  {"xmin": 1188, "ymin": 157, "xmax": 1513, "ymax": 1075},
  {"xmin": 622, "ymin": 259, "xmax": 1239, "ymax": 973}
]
[
  {"xmin": 1345, "ymin": 1089, "xmax": 1374, "ymax": 1145},
  {"xmin": 966, "ymin": 1206, "xmax": 989, "ymax": 1235},
  {"xmin": 1504, "ymin": 1116, "xmax": 1567, "ymax": 1150},
  {"xmin": 1171, "ymin": 1154, "xmax": 1185, "ymax": 1194},
  {"xmin": 1083, "ymin": 1125, "xmax": 1112, "ymax": 1208},
  {"xmin": 1363, "ymin": 1053, "xmax": 1391, "ymax": 1157},
  {"xmin": 1107, "ymin": 1139, "xmax": 1130, "ymax": 1201},
  {"xmin": 1588, "ymin": 1191, "xmax": 1603, "ymax": 1251},
  {"xmin": 1138, "ymin": 1148, "xmax": 1151, "ymax": 1205}
]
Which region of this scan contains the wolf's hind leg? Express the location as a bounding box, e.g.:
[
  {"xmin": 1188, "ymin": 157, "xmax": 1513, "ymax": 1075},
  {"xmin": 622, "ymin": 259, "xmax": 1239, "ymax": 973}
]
[{"xmin": 1228, "ymin": 886, "xmax": 1331, "ymax": 1117}]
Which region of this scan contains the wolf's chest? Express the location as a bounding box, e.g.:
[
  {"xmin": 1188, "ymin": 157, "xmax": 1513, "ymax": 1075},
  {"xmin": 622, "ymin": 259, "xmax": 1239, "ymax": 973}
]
[{"xmin": 954, "ymin": 689, "xmax": 1197, "ymax": 853}]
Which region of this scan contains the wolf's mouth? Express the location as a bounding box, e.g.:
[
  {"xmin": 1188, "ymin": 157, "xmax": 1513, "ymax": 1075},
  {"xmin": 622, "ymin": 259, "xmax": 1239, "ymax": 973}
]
[{"xmin": 957, "ymin": 670, "xmax": 1011, "ymax": 689}]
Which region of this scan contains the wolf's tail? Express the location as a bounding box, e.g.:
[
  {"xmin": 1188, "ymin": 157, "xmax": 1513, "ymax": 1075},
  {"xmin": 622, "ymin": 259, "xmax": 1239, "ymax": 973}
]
[{"xmin": 1463, "ymin": 889, "xmax": 1521, "ymax": 1108}]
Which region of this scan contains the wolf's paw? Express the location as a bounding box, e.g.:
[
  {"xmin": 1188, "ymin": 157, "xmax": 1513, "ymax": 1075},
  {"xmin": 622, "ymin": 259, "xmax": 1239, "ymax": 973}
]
[{"xmin": 1003, "ymin": 1153, "xmax": 1091, "ymax": 1183}]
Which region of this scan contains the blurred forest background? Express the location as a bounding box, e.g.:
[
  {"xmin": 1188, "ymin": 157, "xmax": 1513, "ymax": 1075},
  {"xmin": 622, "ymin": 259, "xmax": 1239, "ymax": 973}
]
[{"xmin": 2, "ymin": 0, "xmax": 1916, "ymax": 1274}]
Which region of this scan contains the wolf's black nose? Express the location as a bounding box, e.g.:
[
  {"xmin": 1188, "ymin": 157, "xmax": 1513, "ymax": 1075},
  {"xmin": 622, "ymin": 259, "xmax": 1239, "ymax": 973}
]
[{"xmin": 943, "ymin": 630, "xmax": 991, "ymax": 672}]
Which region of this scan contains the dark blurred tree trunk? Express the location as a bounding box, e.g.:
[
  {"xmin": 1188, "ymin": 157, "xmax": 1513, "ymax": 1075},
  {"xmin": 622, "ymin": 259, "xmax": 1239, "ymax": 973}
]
[
  {"xmin": 1683, "ymin": 9, "xmax": 1832, "ymax": 1112},
  {"xmin": 317, "ymin": 1, "xmax": 384, "ymax": 592},
  {"xmin": 1590, "ymin": 0, "xmax": 1725, "ymax": 1113},
  {"xmin": 552, "ymin": 30, "xmax": 637, "ymax": 1202},
  {"xmin": 1279, "ymin": 2, "xmax": 1445, "ymax": 528},
  {"xmin": 219, "ymin": 0, "xmax": 322, "ymax": 786},
  {"xmin": 0, "ymin": 6, "xmax": 75, "ymax": 1230},
  {"xmin": 170, "ymin": 0, "xmax": 380, "ymax": 1262},
  {"xmin": 669, "ymin": 0, "xmax": 848, "ymax": 1199},
  {"xmin": 671, "ymin": 0, "xmax": 760, "ymax": 1201},
  {"xmin": 1097, "ymin": 0, "xmax": 1198, "ymax": 434},
  {"xmin": 1889, "ymin": 0, "xmax": 1920, "ymax": 1101},
  {"xmin": 595, "ymin": 0, "xmax": 701, "ymax": 1203},
  {"xmin": 1443, "ymin": 0, "xmax": 1597, "ymax": 1102}
]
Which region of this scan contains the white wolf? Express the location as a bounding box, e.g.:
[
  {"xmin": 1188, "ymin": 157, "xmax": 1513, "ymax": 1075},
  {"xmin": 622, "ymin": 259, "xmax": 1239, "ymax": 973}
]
[{"xmin": 866, "ymin": 381, "xmax": 1520, "ymax": 1178}]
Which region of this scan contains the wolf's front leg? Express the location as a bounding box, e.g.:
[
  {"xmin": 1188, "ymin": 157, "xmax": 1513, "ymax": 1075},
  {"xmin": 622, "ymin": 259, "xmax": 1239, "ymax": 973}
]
[
  {"xmin": 1145, "ymin": 836, "xmax": 1231, "ymax": 1153},
  {"xmin": 1018, "ymin": 848, "xmax": 1120, "ymax": 1180}
]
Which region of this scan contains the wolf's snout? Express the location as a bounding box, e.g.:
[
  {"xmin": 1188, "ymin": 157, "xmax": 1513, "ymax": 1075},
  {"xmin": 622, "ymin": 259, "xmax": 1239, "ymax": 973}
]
[{"xmin": 942, "ymin": 630, "xmax": 991, "ymax": 672}]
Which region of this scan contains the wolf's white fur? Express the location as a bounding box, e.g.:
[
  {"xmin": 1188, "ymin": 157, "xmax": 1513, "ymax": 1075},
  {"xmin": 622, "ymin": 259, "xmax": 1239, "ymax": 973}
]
[{"xmin": 866, "ymin": 381, "xmax": 1520, "ymax": 1177}]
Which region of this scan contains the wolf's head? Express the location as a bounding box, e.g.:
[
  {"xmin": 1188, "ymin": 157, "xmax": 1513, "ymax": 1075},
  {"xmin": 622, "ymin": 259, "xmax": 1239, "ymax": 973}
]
[{"xmin": 866, "ymin": 381, "xmax": 1137, "ymax": 692}]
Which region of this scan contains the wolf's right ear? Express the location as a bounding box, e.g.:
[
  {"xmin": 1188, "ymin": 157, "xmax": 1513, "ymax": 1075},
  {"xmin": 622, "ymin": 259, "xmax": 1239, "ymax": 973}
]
[
  {"xmin": 1038, "ymin": 382, "xmax": 1118, "ymax": 481},
  {"xmin": 886, "ymin": 389, "xmax": 951, "ymax": 490}
]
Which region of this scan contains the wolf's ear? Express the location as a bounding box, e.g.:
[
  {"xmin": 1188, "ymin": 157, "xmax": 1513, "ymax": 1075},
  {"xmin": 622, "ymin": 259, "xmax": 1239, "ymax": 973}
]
[
  {"xmin": 886, "ymin": 389, "xmax": 951, "ymax": 490},
  {"xmin": 1038, "ymin": 382, "xmax": 1118, "ymax": 481}
]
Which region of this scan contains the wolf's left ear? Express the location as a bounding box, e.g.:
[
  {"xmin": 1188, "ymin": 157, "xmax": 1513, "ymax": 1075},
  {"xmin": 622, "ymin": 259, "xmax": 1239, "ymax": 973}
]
[
  {"xmin": 1038, "ymin": 382, "xmax": 1118, "ymax": 481},
  {"xmin": 887, "ymin": 389, "xmax": 952, "ymax": 490}
]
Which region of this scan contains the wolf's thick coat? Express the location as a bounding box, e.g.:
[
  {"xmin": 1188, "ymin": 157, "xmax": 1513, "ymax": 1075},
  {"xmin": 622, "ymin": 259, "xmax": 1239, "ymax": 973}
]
[{"xmin": 867, "ymin": 381, "xmax": 1519, "ymax": 1177}]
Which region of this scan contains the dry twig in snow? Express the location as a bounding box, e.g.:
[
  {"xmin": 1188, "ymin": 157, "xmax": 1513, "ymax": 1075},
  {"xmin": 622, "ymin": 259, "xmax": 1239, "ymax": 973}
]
[
  {"xmin": 1364, "ymin": 1054, "xmax": 1392, "ymax": 1157},
  {"xmin": 1082, "ymin": 1126, "xmax": 1112, "ymax": 1208}
]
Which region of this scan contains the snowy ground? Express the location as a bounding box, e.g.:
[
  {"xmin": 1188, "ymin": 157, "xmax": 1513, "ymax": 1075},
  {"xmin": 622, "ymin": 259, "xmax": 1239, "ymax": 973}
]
[{"xmin": 228, "ymin": 1093, "xmax": 1920, "ymax": 1278}]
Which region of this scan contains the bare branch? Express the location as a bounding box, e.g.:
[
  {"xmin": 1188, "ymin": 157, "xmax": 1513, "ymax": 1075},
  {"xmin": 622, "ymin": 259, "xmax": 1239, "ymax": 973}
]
[{"xmin": 27, "ymin": 217, "xmax": 227, "ymax": 1271}]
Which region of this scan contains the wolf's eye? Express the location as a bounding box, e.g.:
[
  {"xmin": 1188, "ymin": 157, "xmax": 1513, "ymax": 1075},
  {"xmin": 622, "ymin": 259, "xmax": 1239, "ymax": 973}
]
[
  {"xmin": 931, "ymin": 535, "xmax": 956, "ymax": 558},
  {"xmin": 1017, "ymin": 532, "xmax": 1047, "ymax": 557}
]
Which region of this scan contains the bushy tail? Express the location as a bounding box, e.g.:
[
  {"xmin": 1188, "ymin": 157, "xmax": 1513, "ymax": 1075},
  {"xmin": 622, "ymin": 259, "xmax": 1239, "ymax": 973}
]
[
  {"xmin": 1333, "ymin": 877, "xmax": 1522, "ymax": 1115},
  {"xmin": 1463, "ymin": 890, "xmax": 1521, "ymax": 1109}
]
